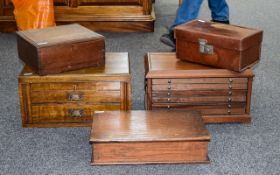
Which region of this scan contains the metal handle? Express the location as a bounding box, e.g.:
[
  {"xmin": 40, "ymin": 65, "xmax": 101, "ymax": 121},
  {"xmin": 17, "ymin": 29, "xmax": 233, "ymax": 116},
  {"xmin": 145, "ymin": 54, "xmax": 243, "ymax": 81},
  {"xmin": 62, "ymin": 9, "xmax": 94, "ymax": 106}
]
[
  {"xmin": 68, "ymin": 91, "xmax": 83, "ymax": 101},
  {"xmin": 68, "ymin": 109, "xmax": 84, "ymax": 118},
  {"xmin": 199, "ymin": 39, "xmax": 213, "ymax": 54},
  {"xmin": 168, "ymin": 86, "xmax": 171, "ymax": 90},
  {"xmin": 168, "ymin": 80, "xmax": 171, "ymax": 84}
]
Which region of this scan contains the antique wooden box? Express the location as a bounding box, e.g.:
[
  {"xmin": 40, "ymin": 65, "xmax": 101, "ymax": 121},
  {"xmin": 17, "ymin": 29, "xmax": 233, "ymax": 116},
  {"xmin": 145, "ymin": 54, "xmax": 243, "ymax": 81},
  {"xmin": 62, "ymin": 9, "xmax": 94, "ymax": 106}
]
[
  {"xmin": 90, "ymin": 111, "xmax": 210, "ymax": 165},
  {"xmin": 175, "ymin": 20, "xmax": 263, "ymax": 72},
  {"xmin": 145, "ymin": 52, "xmax": 254, "ymax": 123},
  {"xmin": 16, "ymin": 24, "xmax": 105, "ymax": 75},
  {"xmin": 18, "ymin": 52, "xmax": 131, "ymax": 128}
]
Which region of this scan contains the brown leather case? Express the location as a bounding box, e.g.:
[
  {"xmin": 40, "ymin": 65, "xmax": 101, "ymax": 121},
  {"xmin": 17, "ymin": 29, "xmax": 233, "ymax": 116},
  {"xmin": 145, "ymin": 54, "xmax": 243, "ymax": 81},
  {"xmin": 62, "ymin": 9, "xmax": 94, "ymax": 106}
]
[
  {"xmin": 175, "ymin": 20, "xmax": 263, "ymax": 72},
  {"xmin": 16, "ymin": 24, "xmax": 105, "ymax": 75}
]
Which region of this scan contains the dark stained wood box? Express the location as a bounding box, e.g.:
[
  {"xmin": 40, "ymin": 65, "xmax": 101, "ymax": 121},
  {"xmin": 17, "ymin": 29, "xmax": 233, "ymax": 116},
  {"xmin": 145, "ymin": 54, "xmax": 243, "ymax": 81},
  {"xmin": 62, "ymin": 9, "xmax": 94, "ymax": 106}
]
[
  {"xmin": 16, "ymin": 24, "xmax": 105, "ymax": 75},
  {"xmin": 175, "ymin": 20, "xmax": 263, "ymax": 72},
  {"xmin": 90, "ymin": 111, "xmax": 210, "ymax": 165},
  {"xmin": 18, "ymin": 52, "xmax": 131, "ymax": 128},
  {"xmin": 144, "ymin": 52, "xmax": 254, "ymax": 124}
]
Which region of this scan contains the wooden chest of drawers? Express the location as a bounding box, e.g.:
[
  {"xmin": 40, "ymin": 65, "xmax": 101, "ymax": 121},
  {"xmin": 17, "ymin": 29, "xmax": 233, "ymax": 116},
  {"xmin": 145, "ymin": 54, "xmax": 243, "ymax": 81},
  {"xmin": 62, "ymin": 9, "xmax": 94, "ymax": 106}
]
[
  {"xmin": 144, "ymin": 52, "xmax": 254, "ymax": 124},
  {"xmin": 18, "ymin": 52, "xmax": 131, "ymax": 128}
]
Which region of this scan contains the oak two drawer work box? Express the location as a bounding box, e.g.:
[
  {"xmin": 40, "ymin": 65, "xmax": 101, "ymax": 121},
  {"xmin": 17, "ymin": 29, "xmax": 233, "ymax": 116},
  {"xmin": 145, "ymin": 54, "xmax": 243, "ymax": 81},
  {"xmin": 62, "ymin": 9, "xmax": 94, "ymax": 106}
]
[
  {"xmin": 144, "ymin": 52, "xmax": 254, "ymax": 123},
  {"xmin": 18, "ymin": 52, "xmax": 131, "ymax": 128}
]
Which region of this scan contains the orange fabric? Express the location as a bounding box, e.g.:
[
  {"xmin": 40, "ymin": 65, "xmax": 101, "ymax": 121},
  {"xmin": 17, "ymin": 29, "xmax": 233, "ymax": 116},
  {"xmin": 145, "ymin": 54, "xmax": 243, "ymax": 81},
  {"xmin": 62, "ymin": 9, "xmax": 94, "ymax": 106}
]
[{"xmin": 12, "ymin": 0, "xmax": 56, "ymax": 30}]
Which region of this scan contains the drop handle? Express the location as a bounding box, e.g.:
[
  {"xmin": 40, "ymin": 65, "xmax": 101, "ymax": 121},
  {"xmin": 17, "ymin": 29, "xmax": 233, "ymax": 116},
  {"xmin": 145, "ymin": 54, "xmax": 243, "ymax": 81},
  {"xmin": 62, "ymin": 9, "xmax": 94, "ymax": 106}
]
[
  {"xmin": 68, "ymin": 109, "xmax": 84, "ymax": 118},
  {"xmin": 68, "ymin": 91, "xmax": 83, "ymax": 101}
]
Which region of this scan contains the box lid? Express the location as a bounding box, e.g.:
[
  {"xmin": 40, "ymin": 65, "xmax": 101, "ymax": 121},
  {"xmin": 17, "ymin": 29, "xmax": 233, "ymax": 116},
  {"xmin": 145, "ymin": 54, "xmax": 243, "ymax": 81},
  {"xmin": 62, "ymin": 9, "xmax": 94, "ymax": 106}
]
[
  {"xmin": 145, "ymin": 52, "xmax": 254, "ymax": 78},
  {"xmin": 90, "ymin": 111, "xmax": 210, "ymax": 143},
  {"xmin": 16, "ymin": 24, "xmax": 104, "ymax": 48},
  {"xmin": 175, "ymin": 20, "xmax": 263, "ymax": 51}
]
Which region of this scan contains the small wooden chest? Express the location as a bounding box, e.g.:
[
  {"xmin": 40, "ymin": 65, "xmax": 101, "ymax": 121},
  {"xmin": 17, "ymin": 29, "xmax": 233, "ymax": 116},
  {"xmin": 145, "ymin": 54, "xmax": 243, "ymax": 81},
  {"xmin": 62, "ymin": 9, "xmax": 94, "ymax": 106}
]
[
  {"xmin": 18, "ymin": 52, "xmax": 131, "ymax": 128},
  {"xmin": 175, "ymin": 20, "xmax": 263, "ymax": 72},
  {"xmin": 16, "ymin": 24, "xmax": 105, "ymax": 75},
  {"xmin": 90, "ymin": 111, "xmax": 210, "ymax": 165},
  {"xmin": 145, "ymin": 52, "xmax": 254, "ymax": 123}
]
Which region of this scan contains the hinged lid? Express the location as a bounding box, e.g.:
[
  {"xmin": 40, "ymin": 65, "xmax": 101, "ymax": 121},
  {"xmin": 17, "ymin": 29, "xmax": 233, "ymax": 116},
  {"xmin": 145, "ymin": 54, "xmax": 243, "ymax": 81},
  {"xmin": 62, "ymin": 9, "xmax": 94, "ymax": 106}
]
[
  {"xmin": 90, "ymin": 111, "xmax": 210, "ymax": 143},
  {"xmin": 145, "ymin": 52, "xmax": 254, "ymax": 78},
  {"xmin": 175, "ymin": 20, "xmax": 263, "ymax": 51},
  {"xmin": 16, "ymin": 24, "xmax": 104, "ymax": 48}
]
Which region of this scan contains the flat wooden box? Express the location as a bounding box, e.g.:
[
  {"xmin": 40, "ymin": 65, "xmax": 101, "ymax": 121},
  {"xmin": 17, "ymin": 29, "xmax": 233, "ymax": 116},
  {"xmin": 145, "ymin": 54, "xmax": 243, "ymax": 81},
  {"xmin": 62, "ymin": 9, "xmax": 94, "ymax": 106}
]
[
  {"xmin": 0, "ymin": 0, "xmax": 155, "ymax": 32},
  {"xmin": 144, "ymin": 52, "xmax": 254, "ymax": 124},
  {"xmin": 90, "ymin": 111, "xmax": 210, "ymax": 165},
  {"xmin": 18, "ymin": 52, "xmax": 131, "ymax": 128},
  {"xmin": 17, "ymin": 24, "xmax": 105, "ymax": 75}
]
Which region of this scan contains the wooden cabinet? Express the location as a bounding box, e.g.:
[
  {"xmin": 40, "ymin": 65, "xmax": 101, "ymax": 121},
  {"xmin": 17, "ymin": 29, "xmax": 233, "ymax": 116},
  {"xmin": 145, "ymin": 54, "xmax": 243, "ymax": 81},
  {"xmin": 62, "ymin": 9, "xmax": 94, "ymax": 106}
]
[
  {"xmin": 144, "ymin": 52, "xmax": 254, "ymax": 124},
  {"xmin": 0, "ymin": 0, "xmax": 155, "ymax": 32},
  {"xmin": 18, "ymin": 52, "xmax": 131, "ymax": 128}
]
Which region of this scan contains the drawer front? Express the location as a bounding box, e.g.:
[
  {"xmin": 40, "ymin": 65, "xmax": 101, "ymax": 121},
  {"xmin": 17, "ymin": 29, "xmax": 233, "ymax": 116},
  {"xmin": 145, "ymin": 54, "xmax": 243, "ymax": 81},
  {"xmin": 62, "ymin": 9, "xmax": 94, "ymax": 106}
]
[
  {"xmin": 31, "ymin": 82, "xmax": 120, "ymax": 91},
  {"xmin": 152, "ymin": 90, "xmax": 247, "ymax": 98},
  {"xmin": 152, "ymin": 78, "xmax": 248, "ymax": 85},
  {"xmin": 31, "ymin": 91, "xmax": 121, "ymax": 103},
  {"xmin": 152, "ymin": 83, "xmax": 247, "ymax": 91},
  {"xmin": 152, "ymin": 96, "xmax": 246, "ymax": 104},
  {"xmin": 152, "ymin": 104, "xmax": 246, "ymax": 115},
  {"xmin": 31, "ymin": 104, "xmax": 120, "ymax": 123}
]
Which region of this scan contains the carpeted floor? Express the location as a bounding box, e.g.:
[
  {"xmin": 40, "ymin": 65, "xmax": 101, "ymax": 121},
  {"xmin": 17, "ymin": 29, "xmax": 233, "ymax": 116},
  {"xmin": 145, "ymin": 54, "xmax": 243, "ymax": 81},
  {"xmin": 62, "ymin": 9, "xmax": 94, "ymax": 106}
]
[{"xmin": 0, "ymin": 0, "xmax": 280, "ymax": 174}]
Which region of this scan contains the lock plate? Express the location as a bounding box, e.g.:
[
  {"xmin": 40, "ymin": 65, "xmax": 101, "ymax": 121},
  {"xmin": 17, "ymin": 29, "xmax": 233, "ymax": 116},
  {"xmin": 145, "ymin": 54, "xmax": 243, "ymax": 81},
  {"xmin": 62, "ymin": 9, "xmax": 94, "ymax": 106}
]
[{"xmin": 199, "ymin": 39, "xmax": 214, "ymax": 54}]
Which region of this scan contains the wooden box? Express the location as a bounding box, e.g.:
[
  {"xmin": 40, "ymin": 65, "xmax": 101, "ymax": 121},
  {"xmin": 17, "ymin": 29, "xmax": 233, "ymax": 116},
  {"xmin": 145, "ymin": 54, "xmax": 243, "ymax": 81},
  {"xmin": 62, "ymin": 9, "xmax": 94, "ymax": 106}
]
[
  {"xmin": 18, "ymin": 52, "xmax": 131, "ymax": 128},
  {"xmin": 175, "ymin": 20, "xmax": 263, "ymax": 72},
  {"xmin": 145, "ymin": 52, "xmax": 254, "ymax": 124},
  {"xmin": 90, "ymin": 111, "xmax": 210, "ymax": 165},
  {"xmin": 16, "ymin": 24, "xmax": 105, "ymax": 75}
]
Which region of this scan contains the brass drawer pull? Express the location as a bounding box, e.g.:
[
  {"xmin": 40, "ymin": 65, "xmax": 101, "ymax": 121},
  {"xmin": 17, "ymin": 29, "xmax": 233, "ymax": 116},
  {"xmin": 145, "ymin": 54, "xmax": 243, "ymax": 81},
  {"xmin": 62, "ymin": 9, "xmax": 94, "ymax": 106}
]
[
  {"xmin": 68, "ymin": 109, "xmax": 84, "ymax": 118},
  {"xmin": 229, "ymin": 78, "xmax": 233, "ymax": 83},
  {"xmin": 167, "ymin": 92, "xmax": 171, "ymax": 96},
  {"xmin": 168, "ymin": 80, "xmax": 171, "ymax": 84},
  {"xmin": 228, "ymin": 91, "xmax": 232, "ymax": 96},
  {"xmin": 168, "ymin": 98, "xmax": 171, "ymax": 102},
  {"xmin": 227, "ymin": 110, "xmax": 231, "ymax": 114},
  {"xmin": 228, "ymin": 98, "xmax": 232, "ymax": 102},
  {"xmin": 228, "ymin": 85, "xmax": 232, "ymax": 89},
  {"xmin": 168, "ymin": 86, "xmax": 171, "ymax": 90},
  {"xmin": 68, "ymin": 91, "xmax": 83, "ymax": 101},
  {"xmin": 167, "ymin": 105, "xmax": 171, "ymax": 109}
]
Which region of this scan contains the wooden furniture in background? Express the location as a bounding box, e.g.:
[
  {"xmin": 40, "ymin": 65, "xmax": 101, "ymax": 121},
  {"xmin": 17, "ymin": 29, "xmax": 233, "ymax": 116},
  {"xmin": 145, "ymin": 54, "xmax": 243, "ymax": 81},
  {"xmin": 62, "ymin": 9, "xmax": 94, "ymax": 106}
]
[
  {"xmin": 145, "ymin": 52, "xmax": 254, "ymax": 124},
  {"xmin": 0, "ymin": 0, "xmax": 155, "ymax": 32},
  {"xmin": 90, "ymin": 111, "xmax": 210, "ymax": 165},
  {"xmin": 18, "ymin": 52, "xmax": 131, "ymax": 128}
]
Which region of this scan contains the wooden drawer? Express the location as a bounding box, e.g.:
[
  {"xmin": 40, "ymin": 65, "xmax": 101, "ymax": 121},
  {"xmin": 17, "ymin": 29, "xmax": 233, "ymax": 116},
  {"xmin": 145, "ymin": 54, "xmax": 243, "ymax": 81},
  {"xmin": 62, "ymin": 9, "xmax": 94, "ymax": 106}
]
[
  {"xmin": 152, "ymin": 96, "xmax": 246, "ymax": 104},
  {"xmin": 152, "ymin": 90, "xmax": 247, "ymax": 97},
  {"xmin": 152, "ymin": 104, "xmax": 246, "ymax": 115},
  {"xmin": 31, "ymin": 104, "xmax": 120, "ymax": 123},
  {"xmin": 152, "ymin": 83, "xmax": 247, "ymax": 91},
  {"xmin": 152, "ymin": 78, "xmax": 248, "ymax": 85},
  {"xmin": 31, "ymin": 90, "xmax": 121, "ymax": 103},
  {"xmin": 31, "ymin": 82, "xmax": 120, "ymax": 91}
]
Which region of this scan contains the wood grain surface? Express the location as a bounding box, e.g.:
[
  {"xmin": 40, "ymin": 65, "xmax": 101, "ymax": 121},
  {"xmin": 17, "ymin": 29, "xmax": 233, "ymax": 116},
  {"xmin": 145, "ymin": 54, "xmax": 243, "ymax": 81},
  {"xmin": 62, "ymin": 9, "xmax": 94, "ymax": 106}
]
[{"xmin": 90, "ymin": 111, "xmax": 210, "ymax": 142}]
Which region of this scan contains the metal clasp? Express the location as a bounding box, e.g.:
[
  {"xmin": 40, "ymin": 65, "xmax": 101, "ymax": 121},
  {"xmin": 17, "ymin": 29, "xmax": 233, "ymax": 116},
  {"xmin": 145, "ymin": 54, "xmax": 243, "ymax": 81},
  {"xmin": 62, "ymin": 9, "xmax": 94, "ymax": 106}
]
[{"xmin": 199, "ymin": 39, "xmax": 214, "ymax": 54}]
